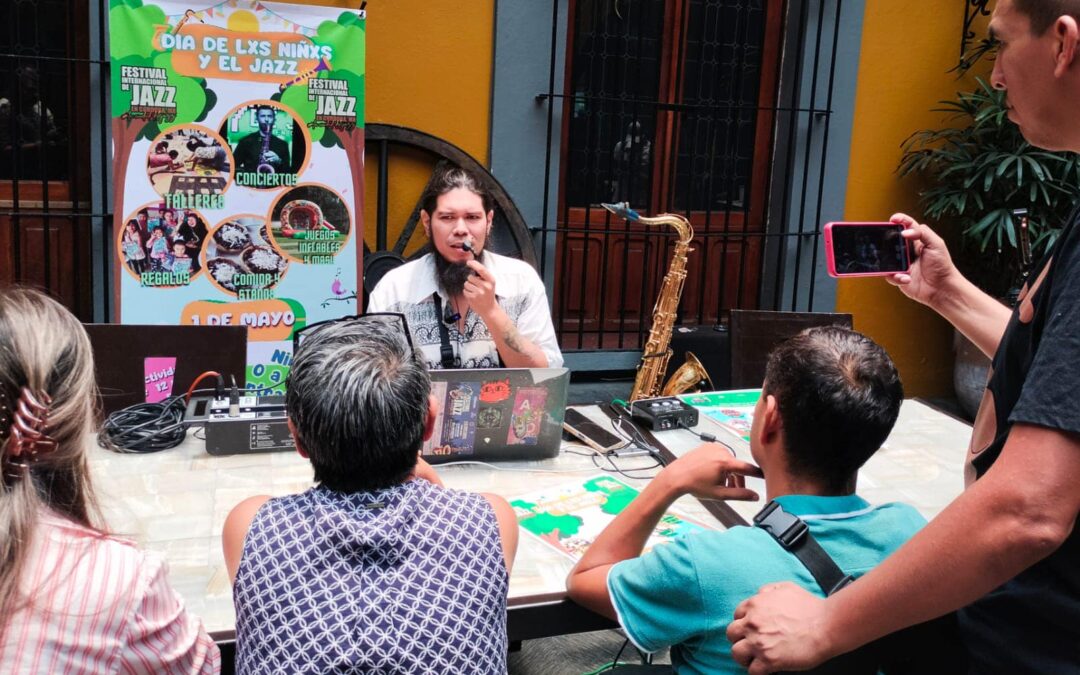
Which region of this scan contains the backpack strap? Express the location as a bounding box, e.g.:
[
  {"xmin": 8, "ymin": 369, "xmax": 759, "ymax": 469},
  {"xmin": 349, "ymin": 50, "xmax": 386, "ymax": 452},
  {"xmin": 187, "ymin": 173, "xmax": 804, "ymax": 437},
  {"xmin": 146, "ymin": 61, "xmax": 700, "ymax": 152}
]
[{"xmin": 753, "ymin": 500, "xmax": 853, "ymax": 596}]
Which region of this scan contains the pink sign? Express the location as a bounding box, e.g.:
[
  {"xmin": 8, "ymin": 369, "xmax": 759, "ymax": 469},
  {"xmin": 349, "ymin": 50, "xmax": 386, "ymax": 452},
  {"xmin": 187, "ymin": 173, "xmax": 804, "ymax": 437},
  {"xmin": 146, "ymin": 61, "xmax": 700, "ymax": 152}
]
[{"xmin": 144, "ymin": 357, "xmax": 177, "ymax": 403}]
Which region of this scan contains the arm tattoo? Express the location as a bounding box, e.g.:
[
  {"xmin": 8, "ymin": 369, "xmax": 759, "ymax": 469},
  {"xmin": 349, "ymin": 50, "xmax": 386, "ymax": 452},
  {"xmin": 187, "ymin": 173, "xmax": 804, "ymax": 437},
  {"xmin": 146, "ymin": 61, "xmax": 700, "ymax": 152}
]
[{"xmin": 503, "ymin": 326, "xmax": 527, "ymax": 354}]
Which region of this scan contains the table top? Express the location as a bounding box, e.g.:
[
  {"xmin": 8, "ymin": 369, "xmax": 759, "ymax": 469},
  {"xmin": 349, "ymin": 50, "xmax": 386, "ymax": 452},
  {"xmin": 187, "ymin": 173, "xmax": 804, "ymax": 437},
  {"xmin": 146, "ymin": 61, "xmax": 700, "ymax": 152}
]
[{"xmin": 86, "ymin": 398, "xmax": 971, "ymax": 637}]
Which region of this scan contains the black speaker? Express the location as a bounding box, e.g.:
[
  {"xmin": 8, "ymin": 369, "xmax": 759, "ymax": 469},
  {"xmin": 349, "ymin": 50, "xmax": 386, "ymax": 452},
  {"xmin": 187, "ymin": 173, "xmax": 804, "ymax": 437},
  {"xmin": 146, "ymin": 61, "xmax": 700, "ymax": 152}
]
[{"xmin": 667, "ymin": 324, "xmax": 731, "ymax": 390}]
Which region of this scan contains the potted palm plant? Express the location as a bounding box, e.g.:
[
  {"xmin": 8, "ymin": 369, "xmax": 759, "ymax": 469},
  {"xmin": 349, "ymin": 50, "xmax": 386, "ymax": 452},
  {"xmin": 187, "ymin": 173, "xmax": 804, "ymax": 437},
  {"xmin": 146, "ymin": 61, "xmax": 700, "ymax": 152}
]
[{"xmin": 898, "ymin": 76, "xmax": 1080, "ymax": 417}]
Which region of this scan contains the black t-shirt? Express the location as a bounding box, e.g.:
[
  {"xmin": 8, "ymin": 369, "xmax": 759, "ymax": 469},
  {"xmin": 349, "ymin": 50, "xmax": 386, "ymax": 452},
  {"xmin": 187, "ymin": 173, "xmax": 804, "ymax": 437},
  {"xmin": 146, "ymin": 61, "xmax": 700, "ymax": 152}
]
[{"xmin": 958, "ymin": 208, "xmax": 1080, "ymax": 673}]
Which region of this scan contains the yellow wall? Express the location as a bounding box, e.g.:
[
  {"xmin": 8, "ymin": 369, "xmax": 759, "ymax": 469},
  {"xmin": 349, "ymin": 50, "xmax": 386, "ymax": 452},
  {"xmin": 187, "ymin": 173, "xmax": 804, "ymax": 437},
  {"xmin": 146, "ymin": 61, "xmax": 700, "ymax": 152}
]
[
  {"xmin": 839, "ymin": 1, "xmax": 987, "ymax": 396},
  {"xmin": 305, "ymin": 0, "xmax": 496, "ymax": 261}
]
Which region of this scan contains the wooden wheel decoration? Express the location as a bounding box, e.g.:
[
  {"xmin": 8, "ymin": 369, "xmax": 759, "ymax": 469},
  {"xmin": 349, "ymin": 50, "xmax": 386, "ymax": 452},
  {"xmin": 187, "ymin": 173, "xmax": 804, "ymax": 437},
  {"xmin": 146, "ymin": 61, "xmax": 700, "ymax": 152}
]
[{"xmin": 363, "ymin": 123, "xmax": 536, "ymax": 297}]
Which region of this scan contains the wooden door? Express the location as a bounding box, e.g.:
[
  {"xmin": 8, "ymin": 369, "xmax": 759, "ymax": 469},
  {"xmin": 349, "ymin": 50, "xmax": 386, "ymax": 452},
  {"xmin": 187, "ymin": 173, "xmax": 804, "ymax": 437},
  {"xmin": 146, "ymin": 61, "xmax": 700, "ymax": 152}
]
[
  {"xmin": 0, "ymin": 0, "xmax": 94, "ymax": 319},
  {"xmin": 555, "ymin": 0, "xmax": 783, "ymax": 350}
]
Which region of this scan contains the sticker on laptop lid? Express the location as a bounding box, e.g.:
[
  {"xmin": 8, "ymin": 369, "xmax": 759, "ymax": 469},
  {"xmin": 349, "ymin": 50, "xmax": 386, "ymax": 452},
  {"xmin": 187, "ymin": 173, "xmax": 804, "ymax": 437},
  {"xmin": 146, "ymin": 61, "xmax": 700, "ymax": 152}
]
[
  {"xmin": 477, "ymin": 406, "xmax": 504, "ymax": 430},
  {"xmin": 424, "ymin": 381, "xmax": 480, "ymax": 456},
  {"xmin": 480, "ymin": 379, "xmax": 511, "ymax": 403},
  {"xmin": 507, "ymin": 387, "xmax": 547, "ymax": 445}
]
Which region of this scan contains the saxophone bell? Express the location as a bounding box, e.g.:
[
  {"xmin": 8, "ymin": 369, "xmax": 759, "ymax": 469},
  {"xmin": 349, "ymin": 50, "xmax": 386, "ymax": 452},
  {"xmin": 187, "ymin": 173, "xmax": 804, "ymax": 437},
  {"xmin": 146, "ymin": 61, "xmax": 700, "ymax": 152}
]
[{"xmin": 661, "ymin": 351, "xmax": 714, "ymax": 397}]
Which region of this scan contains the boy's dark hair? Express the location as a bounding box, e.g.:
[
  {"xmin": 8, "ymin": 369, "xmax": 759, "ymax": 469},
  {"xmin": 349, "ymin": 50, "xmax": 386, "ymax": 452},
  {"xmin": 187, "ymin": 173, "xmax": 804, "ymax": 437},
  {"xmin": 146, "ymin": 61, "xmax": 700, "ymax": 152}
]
[
  {"xmin": 763, "ymin": 326, "xmax": 903, "ymax": 493},
  {"xmin": 419, "ymin": 161, "xmax": 496, "ymax": 216},
  {"xmin": 1015, "ymin": 0, "xmax": 1080, "ymax": 34},
  {"xmin": 285, "ymin": 317, "xmax": 431, "ymax": 492}
]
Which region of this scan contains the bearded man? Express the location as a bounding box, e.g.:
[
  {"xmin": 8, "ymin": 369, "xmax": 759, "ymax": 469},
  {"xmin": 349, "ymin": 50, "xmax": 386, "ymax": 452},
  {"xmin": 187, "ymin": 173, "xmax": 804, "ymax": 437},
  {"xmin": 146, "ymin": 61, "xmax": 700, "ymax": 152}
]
[{"xmin": 367, "ymin": 163, "xmax": 562, "ymax": 370}]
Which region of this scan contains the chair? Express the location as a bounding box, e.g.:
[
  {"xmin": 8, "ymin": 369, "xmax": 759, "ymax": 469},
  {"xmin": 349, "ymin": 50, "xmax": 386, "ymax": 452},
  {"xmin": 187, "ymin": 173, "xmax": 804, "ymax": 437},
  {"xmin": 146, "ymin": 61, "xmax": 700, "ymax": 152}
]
[{"xmin": 729, "ymin": 310, "xmax": 853, "ymax": 389}]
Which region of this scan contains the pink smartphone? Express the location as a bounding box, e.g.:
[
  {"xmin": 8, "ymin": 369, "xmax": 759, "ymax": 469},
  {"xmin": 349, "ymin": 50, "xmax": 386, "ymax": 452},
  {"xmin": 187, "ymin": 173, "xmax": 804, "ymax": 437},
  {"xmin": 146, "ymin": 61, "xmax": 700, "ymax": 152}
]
[{"xmin": 824, "ymin": 222, "xmax": 912, "ymax": 278}]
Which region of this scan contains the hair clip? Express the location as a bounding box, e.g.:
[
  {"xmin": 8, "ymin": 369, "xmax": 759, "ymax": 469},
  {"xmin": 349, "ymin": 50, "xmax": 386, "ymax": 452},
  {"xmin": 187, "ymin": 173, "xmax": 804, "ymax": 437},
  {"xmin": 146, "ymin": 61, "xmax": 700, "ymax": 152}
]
[{"xmin": 1, "ymin": 387, "xmax": 56, "ymax": 484}]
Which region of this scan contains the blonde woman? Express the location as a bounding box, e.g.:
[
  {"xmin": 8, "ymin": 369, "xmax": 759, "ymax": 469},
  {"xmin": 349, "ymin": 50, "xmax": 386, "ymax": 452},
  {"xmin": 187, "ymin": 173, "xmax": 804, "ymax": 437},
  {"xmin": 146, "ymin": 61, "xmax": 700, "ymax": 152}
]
[{"xmin": 0, "ymin": 287, "xmax": 219, "ymax": 673}]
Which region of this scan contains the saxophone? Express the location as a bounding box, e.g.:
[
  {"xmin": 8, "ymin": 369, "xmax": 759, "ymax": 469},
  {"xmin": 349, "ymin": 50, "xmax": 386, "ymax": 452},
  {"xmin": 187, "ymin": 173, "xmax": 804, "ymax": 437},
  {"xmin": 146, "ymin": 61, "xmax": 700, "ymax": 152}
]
[
  {"xmin": 602, "ymin": 202, "xmax": 714, "ymax": 402},
  {"xmin": 257, "ymin": 132, "xmax": 275, "ymax": 175}
]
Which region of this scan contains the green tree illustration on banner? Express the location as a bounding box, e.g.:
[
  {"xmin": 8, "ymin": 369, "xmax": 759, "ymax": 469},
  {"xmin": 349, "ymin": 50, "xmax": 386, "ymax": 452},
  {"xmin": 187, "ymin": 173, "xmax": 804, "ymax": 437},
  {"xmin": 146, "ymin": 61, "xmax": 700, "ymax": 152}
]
[{"xmin": 109, "ymin": 0, "xmax": 217, "ymax": 215}]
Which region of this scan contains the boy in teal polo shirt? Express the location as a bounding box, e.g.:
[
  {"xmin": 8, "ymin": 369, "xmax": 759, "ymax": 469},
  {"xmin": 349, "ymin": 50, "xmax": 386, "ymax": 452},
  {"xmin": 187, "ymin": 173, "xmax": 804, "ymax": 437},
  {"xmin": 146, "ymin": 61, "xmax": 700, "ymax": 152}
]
[{"xmin": 567, "ymin": 327, "xmax": 924, "ymax": 674}]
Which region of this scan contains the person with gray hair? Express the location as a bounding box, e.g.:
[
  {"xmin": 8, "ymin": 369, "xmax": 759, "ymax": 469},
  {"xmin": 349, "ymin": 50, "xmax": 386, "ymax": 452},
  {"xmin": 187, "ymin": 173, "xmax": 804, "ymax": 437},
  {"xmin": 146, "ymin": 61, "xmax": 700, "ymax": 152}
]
[{"xmin": 222, "ymin": 314, "xmax": 518, "ymax": 675}]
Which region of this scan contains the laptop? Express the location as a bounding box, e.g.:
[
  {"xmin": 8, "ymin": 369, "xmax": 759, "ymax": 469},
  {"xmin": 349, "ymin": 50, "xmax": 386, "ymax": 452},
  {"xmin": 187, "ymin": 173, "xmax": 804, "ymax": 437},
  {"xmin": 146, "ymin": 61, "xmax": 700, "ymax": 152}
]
[{"xmin": 423, "ymin": 367, "xmax": 570, "ymax": 464}]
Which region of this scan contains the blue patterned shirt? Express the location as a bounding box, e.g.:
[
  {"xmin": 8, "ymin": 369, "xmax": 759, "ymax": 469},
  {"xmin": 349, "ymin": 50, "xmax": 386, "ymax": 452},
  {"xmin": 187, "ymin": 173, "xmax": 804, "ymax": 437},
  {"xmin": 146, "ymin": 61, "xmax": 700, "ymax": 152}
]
[{"xmin": 234, "ymin": 480, "xmax": 509, "ymax": 674}]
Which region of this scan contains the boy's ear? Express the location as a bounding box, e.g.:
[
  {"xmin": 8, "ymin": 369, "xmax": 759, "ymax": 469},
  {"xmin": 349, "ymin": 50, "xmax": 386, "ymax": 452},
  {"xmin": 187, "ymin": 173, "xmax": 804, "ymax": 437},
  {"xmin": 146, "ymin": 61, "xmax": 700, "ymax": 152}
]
[{"xmin": 759, "ymin": 394, "xmax": 782, "ymax": 442}]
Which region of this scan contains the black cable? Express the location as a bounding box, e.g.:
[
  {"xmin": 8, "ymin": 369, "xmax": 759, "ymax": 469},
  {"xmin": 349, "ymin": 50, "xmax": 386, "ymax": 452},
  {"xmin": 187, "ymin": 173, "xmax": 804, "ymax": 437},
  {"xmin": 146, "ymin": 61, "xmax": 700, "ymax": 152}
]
[
  {"xmin": 588, "ymin": 448, "xmax": 663, "ymax": 480},
  {"xmin": 99, "ymin": 394, "xmax": 189, "ymax": 453},
  {"xmin": 99, "ymin": 383, "xmax": 285, "ymax": 454},
  {"xmin": 676, "ymin": 420, "xmax": 737, "ymax": 457},
  {"xmin": 634, "ymin": 644, "xmax": 652, "ymax": 665},
  {"xmin": 610, "ymin": 638, "xmax": 630, "ymax": 672},
  {"xmin": 609, "ymin": 415, "xmax": 667, "ymax": 468}
]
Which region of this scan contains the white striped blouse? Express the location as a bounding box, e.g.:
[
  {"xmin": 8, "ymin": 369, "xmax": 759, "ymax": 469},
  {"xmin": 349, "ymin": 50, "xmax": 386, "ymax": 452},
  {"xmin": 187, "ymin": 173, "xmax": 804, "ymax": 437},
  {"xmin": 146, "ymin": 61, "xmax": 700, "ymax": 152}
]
[{"xmin": 0, "ymin": 509, "xmax": 220, "ymax": 674}]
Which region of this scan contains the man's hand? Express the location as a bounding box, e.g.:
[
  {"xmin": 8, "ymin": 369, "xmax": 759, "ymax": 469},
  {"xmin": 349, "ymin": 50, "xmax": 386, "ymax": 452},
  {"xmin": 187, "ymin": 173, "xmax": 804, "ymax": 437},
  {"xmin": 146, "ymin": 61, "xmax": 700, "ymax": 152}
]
[
  {"xmin": 885, "ymin": 213, "xmax": 959, "ymax": 308},
  {"xmin": 658, "ymin": 443, "xmax": 762, "ymax": 502},
  {"xmin": 463, "ymin": 260, "xmax": 498, "ymax": 317},
  {"xmin": 886, "ymin": 212, "xmax": 1010, "ymax": 358},
  {"xmin": 262, "ymin": 150, "xmax": 283, "ymax": 165},
  {"xmin": 568, "ymin": 443, "xmax": 761, "ymax": 620},
  {"xmin": 461, "ymin": 260, "xmax": 548, "ymax": 367},
  {"xmin": 727, "ymin": 582, "xmax": 835, "ymax": 674}
]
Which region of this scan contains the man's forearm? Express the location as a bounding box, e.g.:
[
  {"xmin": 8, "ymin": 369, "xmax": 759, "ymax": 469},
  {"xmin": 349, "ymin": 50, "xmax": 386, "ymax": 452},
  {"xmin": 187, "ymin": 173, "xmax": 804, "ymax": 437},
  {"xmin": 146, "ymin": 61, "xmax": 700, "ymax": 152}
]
[
  {"xmin": 930, "ymin": 273, "xmax": 1011, "ymax": 359},
  {"xmin": 573, "ymin": 476, "xmax": 679, "ymax": 574},
  {"xmin": 821, "ymin": 449, "xmax": 1072, "ymax": 656},
  {"xmin": 483, "ymin": 307, "xmax": 549, "ymax": 368}
]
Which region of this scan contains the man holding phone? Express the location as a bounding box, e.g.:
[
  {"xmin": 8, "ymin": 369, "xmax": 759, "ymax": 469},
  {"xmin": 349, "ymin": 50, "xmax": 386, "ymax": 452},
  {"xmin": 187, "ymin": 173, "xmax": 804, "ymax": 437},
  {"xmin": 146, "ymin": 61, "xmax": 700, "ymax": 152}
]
[{"xmin": 729, "ymin": 1, "xmax": 1080, "ymax": 672}]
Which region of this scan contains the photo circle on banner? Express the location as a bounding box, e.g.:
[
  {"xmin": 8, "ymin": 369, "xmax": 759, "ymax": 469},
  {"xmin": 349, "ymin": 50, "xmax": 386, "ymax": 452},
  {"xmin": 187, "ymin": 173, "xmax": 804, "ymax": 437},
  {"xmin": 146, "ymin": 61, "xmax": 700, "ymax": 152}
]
[
  {"xmin": 118, "ymin": 203, "xmax": 209, "ymax": 286},
  {"xmin": 218, "ymin": 100, "xmax": 310, "ymax": 191},
  {"xmin": 203, "ymin": 214, "xmax": 290, "ymax": 297},
  {"xmin": 267, "ymin": 184, "xmax": 352, "ymax": 264},
  {"xmin": 145, "ymin": 125, "xmax": 233, "ymax": 198}
]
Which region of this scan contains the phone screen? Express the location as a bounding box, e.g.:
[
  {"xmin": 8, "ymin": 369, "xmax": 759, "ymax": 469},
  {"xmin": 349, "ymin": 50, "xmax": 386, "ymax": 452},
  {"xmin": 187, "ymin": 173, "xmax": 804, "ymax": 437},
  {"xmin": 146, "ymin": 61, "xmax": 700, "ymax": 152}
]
[
  {"xmin": 563, "ymin": 408, "xmax": 624, "ymax": 451},
  {"xmin": 830, "ymin": 224, "xmax": 910, "ymax": 275}
]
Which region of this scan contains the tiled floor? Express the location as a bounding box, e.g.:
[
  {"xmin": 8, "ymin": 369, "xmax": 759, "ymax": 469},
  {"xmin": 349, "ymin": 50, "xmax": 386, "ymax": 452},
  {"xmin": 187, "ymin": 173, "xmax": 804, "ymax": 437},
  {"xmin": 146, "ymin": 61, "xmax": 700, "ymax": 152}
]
[{"xmin": 508, "ymin": 630, "xmax": 671, "ymax": 674}]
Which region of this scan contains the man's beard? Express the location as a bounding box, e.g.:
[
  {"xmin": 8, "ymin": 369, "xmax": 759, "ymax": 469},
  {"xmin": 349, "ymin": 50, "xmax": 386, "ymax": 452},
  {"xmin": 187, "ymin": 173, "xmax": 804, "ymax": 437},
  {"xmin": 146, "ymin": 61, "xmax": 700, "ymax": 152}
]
[{"xmin": 434, "ymin": 247, "xmax": 477, "ymax": 297}]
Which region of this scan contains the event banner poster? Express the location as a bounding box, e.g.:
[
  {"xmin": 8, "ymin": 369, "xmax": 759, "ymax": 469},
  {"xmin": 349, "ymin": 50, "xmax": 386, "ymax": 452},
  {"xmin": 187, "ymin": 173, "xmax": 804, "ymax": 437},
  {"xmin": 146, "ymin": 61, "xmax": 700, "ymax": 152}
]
[{"xmin": 109, "ymin": 0, "xmax": 364, "ymax": 394}]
